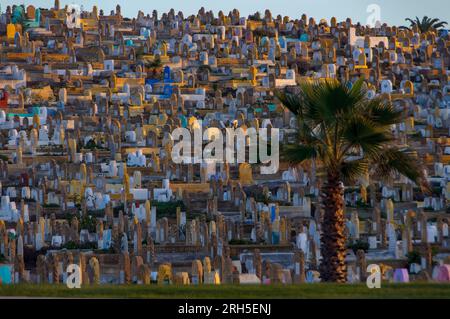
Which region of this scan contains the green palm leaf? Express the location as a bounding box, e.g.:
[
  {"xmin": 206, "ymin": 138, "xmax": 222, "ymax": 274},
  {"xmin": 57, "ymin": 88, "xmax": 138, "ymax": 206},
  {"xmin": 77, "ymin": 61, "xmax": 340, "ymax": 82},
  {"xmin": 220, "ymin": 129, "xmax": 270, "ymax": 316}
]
[
  {"xmin": 364, "ymin": 98, "xmax": 403, "ymax": 126},
  {"xmin": 405, "ymin": 16, "xmax": 448, "ymax": 32},
  {"xmin": 372, "ymin": 148, "xmax": 424, "ymax": 186},
  {"xmin": 275, "ymin": 90, "xmax": 302, "ymax": 116},
  {"xmin": 341, "ymin": 159, "xmax": 369, "ymax": 184},
  {"xmin": 342, "ymin": 116, "xmax": 393, "ymax": 157},
  {"xmin": 281, "ymin": 144, "xmax": 317, "ymax": 164}
]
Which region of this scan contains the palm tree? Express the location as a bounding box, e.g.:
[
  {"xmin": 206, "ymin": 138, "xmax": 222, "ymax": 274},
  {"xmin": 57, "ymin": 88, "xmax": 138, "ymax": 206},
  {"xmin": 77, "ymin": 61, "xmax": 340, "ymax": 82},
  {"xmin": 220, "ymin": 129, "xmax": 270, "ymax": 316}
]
[
  {"xmin": 277, "ymin": 79, "xmax": 426, "ymax": 283},
  {"xmin": 249, "ymin": 11, "xmax": 263, "ymax": 21},
  {"xmin": 402, "ymin": 16, "xmax": 448, "ymax": 33}
]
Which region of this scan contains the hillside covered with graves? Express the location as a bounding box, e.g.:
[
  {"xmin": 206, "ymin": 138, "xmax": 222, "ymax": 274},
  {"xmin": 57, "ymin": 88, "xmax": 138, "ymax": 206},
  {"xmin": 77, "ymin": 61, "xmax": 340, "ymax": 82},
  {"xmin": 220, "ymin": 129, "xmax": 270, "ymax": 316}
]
[{"xmin": 0, "ymin": 1, "xmax": 449, "ymax": 291}]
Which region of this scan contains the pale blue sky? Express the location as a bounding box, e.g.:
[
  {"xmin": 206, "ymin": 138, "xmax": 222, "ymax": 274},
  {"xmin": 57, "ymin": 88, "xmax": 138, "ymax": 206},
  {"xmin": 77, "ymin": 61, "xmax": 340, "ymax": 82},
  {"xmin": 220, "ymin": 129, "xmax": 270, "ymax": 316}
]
[{"xmin": 2, "ymin": 0, "xmax": 450, "ymax": 27}]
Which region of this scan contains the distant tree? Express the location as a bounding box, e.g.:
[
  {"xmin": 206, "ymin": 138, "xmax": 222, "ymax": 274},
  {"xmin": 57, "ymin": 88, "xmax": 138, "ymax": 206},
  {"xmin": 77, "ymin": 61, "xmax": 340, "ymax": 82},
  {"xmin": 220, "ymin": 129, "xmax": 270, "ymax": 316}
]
[
  {"xmin": 248, "ymin": 11, "xmax": 262, "ymax": 21},
  {"xmin": 402, "ymin": 16, "xmax": 448, "ymax": 33}
]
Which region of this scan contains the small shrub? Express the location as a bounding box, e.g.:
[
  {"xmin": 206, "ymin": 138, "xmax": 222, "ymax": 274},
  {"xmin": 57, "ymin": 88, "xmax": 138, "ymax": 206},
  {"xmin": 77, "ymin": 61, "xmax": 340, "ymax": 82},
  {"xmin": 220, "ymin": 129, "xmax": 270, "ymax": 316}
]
[
  {"xmin": 80, "ymin": 215, "xmax": 97, "ymax": 233},
  {"xmin": 347, "ymin": 240, "xmax": 369, "ymax": 254},
  {"xmin": 152, "ymin": 200, "xmax": 186, "ymax": 217},
  {"xmin": 406, "ymin": 250, "xmax": 421, "ymax": 266}
]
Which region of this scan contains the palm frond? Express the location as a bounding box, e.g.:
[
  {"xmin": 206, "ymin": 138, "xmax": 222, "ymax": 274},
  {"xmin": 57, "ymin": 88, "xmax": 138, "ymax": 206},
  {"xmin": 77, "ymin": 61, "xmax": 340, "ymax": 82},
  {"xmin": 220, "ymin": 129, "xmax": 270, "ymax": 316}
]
[
  {"xmin": 372, "ymin": 148, "xmax": 424, "ymax": 187},
  {"xmin": 296, "ymin": 79, "xmax": 368, "ymax": 135},
  {"xmin": 281, "ymin": 144, "xmax": 317, "ymax": 164},
  {"xmin": 299, "ymin": 80, "xmax": 335, "ymax": 125},
  {"xmin": 405, "ymin": 16, "xmax": 448, "ymax": 32},
  {"xmin": 429, "ymin": 18, "xmax": 440, "ymax": 25},
  {"xmin": 340, "ymin": 159, "xmax": 369, "ymax": 185},
  {"xmin": 364, "ymin": 98, "xmax": 403, "ymax": 126},
  {"xmin": 342, "ymin": 116, "xmax": 393, "ymax": 158},
  {"xmin": 399, "ymin": 26, "xmax": 411, "ymax": 31},
  {"xmin": 275, "ymin": 90, "xmax": 302, "ymax": 116},
  {"xmin": 434, "ymin": 21, "xmax": 448, "ymax": 29},
  {"xmin": 278, "ymin": 79, "xmax": 426, "ymax": 190}
]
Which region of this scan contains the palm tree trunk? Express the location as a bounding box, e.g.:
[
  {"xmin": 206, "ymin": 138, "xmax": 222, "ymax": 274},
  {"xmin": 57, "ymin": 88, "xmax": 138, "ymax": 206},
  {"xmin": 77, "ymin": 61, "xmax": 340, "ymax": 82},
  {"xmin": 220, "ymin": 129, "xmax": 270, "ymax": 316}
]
[{"xmin": 319, "ymin": 171, "xmax": 347, "ymax": 283}]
